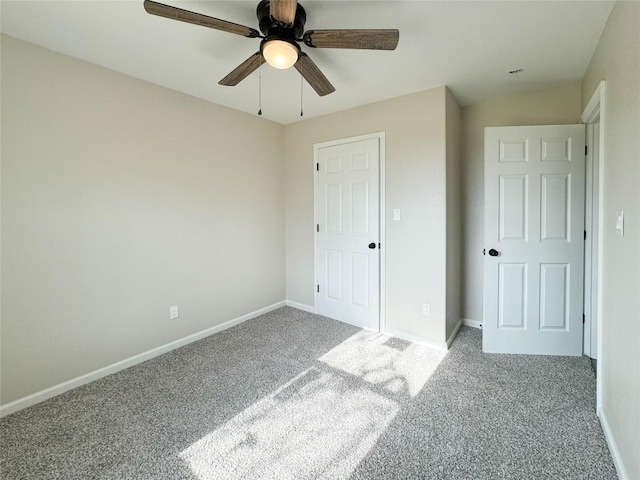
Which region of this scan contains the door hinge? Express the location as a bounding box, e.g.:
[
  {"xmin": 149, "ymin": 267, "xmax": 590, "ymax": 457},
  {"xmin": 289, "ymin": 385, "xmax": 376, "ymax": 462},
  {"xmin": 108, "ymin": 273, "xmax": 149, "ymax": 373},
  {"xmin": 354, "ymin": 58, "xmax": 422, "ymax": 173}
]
[
  {"xmin": 584, "ymin": 230, "xmax": 587, "ymax": 240},
  {"xmin": 316, "ymin": 162, "xmax": 319, "ymax": 171},
  {"xmin": 316, "ymin": 224, "xmax": 319, "ymax": 233},
  {"xmin": 585, "ymin": 145, "xmax": 588, "ymax": 156},
  {"xmin": 583, "ymin": 313, "xmax": 586, "ymax": 324},
  {"xmin": 317, "ymin": 284, "xmax": 320, "ymax": 293}
]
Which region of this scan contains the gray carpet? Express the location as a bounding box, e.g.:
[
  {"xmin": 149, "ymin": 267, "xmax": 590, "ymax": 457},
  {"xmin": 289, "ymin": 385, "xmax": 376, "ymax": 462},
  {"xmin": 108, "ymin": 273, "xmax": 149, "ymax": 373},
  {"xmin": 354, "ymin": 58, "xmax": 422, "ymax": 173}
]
[{"xmin": 0, "ymin": 307, "xmax": 617, "ymax": 479}]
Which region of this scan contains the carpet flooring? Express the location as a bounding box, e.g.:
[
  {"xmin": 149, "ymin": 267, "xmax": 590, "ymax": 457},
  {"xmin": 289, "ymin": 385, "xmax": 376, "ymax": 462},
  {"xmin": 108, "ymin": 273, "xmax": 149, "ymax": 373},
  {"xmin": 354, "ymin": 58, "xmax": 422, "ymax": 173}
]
[{"xmin": 0, "ymin": 307, "xmax": 617, "ymax": 479}]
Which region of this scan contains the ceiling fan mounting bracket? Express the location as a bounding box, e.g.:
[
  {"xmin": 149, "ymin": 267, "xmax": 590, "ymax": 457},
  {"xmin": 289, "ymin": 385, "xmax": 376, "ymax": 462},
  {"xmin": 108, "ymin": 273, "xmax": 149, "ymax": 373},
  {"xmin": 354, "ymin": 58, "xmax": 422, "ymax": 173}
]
[{"xmin": 257, "ymin": 0, "xmax": 306, "ymax": 39}]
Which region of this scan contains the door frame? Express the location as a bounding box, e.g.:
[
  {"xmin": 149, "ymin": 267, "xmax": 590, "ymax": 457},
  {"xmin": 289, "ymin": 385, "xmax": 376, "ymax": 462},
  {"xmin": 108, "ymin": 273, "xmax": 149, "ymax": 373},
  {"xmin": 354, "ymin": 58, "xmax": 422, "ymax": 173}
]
[
  {"xmin": 583, "ymin": 120, "xmax": 600, "ymax": 359},
  {"xmin": 313, "ymin": 131, "xmax": 386, "ymax": 332},
  {"xmin": 581, "ymin": 80, "xmax": 606, "ymax": 411}
]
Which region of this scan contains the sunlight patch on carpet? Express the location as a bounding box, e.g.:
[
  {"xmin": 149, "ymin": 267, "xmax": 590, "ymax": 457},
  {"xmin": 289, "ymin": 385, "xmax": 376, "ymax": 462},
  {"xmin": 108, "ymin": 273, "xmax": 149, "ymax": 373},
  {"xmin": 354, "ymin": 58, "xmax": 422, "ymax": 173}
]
[
  {"xmin": 180, "ymin": 366, "xmax": 399, "ymax": 480},
  {"xmin": 319, "ymin": 330, "xmax": 448, "ymax": 397}
]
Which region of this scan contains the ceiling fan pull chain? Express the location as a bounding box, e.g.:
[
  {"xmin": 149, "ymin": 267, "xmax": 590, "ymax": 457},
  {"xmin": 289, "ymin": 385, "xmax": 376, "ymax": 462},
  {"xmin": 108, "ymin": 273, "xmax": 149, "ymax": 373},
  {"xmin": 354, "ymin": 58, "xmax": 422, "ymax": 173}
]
[
  {"xmin": 300, "ymin": 73, "xmax": 304, "ymax": 117},
  {"xmin": 258, "ymin": 56, "xmax": 263, "ymax": 116}
]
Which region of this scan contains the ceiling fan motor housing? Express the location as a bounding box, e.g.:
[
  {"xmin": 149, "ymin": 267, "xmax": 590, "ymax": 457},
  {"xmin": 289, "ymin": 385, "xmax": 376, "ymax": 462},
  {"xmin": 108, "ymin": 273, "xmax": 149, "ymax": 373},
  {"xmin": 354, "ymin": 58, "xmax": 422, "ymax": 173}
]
[{"xmin": 257, "ymin": 0, "xmax": 307, "ymax": 39}]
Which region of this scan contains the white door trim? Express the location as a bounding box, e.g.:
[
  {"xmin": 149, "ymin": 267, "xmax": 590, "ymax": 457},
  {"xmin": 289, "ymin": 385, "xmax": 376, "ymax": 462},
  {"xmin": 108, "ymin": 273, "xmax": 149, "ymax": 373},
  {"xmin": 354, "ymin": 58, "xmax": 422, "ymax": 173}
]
[
  {"xmin": 313, "ymin": 132, "xmax": 386, "ymax": 332},
  {"xmin": 583, "ymin": 123, "xmax": 595, "ymax": 357},
  {"xmin": 583, "ymin": 121, "xmax": 601, "ymax": 359},
  {"xmin": 581, "ymin": 80, "xmax": 605, "ymax": 412}
]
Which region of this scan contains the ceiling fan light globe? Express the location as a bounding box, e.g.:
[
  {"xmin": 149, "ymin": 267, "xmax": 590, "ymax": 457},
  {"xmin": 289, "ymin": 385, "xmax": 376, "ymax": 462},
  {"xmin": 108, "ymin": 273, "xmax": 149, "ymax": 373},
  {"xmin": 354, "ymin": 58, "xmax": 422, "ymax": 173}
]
[{"xmin": 262, "ymin": 39, "xmax": 299, "ymax": 69}]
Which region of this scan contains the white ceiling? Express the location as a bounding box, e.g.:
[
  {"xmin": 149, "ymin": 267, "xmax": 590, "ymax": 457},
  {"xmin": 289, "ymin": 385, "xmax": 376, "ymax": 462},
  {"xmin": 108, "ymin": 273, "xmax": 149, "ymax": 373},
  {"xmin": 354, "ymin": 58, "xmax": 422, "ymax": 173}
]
[{"xmin": 1, "ymin": 1, "xmax": 615, "ymax": 125}]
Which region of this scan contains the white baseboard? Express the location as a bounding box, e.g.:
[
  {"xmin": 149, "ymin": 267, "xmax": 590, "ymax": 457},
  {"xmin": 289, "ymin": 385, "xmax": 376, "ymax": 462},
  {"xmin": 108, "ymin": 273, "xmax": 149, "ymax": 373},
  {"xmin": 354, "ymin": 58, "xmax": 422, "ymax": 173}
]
[
  {"xmin": 0, "ymin": 301, "xmax": 286, "ymax": 418},
  {"xmin": 383, "ymin": 328, "xmax": 448, "ymax": 351},
  {"xmin": 285, "ymin": 300, "xmax": 316, "ymax": 314},
  {"xmin": 598, "ymin": 406, "xmax": 632, "ymax": 480},
  {"xmin": 462, "ymin": 318, "xmax": 483, "ymax": 329},
  {"xmin": 446, "ymin": 319, "xmax": 463, "ymax": 348}
]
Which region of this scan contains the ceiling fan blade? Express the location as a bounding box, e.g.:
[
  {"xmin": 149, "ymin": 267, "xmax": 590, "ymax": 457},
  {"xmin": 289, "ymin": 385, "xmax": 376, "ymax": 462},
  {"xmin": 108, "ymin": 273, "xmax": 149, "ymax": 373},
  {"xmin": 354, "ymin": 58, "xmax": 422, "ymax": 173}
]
[
  {"xmin": 144, "ymin": 0, "xmax": 260, "ymax": 38},
  {"xmin": 270, "ymin": 0, "xmax": 298, "ymax": 25},
  {"xmin": 303, "ymin": 29, "xmax": 399, "ymax": 50},
  {"xmin": 294, "ymin": 52, "xmax": 335, "ymax": 97},
  {"xmin": 219, "ymin": 53, "xmax": 263, "ymax": 86}
]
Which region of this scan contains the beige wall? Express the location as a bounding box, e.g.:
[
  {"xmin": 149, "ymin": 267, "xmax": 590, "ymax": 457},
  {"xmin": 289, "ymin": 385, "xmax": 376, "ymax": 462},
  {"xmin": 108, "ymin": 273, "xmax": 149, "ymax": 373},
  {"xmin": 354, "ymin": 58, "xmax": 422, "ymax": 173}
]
[
  {"xmin": 0, "ymin": 36, "xmax": 285, "ymax": 405},
  {"xmin": 582, "ymin": 2, "xmax": 640, "ymax": 478},
  {"xmin": 460, "ymin": 82, "xmax": 582, "ymax": 323},
  {"xmin": 284, "ymin": 87, "xmax": 449, "ymax": 344},
  {"xmin": 445, "ymin": 89, "xmax": 462, "ymax": 338}
]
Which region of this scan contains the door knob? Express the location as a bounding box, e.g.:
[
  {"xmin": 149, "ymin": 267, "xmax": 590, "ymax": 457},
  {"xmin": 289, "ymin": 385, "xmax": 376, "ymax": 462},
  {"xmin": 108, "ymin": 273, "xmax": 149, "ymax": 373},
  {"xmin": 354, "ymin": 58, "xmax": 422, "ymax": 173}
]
[
  {"xmin": 489, "ymin": 248, "xmax": 499, "ymax": 257},
  {"xmin": 368, "ymin": 242, "xmax": 376, "ymax": 249}
]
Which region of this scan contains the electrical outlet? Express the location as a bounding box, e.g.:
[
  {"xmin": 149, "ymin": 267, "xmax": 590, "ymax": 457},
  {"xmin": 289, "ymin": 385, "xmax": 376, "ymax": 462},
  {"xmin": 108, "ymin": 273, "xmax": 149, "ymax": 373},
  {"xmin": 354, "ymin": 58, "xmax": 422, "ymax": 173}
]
[
  {"xmin": 169, "ymin": 305, "xmax": 179, "ymax": 320},
  {"xmin": 422, "ymin": 303, "xmax": 431, "ymax": 316}
]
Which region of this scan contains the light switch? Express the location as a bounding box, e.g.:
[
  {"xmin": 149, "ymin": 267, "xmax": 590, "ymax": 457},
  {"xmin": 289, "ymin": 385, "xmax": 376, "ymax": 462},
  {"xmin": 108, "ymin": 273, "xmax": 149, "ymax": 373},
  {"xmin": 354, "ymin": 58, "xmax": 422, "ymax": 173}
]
[
  {"xmin": 393, "ymin": 209, "xmax": 401, "ymax": 221},
  {"xmin": 616, "ymin": 210, "xmax": 624, "ymax": 236}
]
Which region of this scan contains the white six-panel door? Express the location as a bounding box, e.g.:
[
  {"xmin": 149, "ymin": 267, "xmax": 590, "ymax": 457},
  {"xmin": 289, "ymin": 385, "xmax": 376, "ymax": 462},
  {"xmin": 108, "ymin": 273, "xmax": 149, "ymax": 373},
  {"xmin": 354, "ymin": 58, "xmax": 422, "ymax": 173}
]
[
  {"xmin": 483, "ymin": 125, "xmax": 585, "ymax": 355},
  {"xmin": 315, "ymin": 137, "xmax": 380, "ymax": 330}
]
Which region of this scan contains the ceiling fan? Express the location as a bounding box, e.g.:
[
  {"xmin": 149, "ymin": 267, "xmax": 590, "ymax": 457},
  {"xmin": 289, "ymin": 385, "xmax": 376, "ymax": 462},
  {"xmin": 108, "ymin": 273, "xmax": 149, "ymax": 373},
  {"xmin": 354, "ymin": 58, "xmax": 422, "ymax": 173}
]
[{"xmin": 143, "ymin": 0, "xmax": 399, "ymax": 96}]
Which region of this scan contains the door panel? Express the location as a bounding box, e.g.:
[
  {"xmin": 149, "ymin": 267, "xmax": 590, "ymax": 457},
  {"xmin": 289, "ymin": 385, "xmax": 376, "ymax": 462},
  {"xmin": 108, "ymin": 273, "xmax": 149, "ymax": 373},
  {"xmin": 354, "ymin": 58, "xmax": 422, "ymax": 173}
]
[
  {"xmin": 499, "ymin": 174, "xmax": 528, "ymax": 240},
  {"xmin": 350, "ymin": 182, "xmax": 369, "ymax": 234},
  {"xmin": 350, "ymin": 253, "xmax": 369, "ymax": 307},
  {"xmin": 316, "ymin": 137, "xmax": 380, "ymax": 330},
  {"xmin": 541, "ymin": 137, "xmax": 571, "ymax": 162},
  {"xmin": 498, "ymin": 263, "xmax": 527, "ymax": 329},
  {"xmin": 541, "ymin": 174, "xmax": 570, "ymax": 241},
  {"xmin": 540, "ymin": 263, "xmax": 569, "ymax": 330},
  {"xmin": 484, "ymin": 125, "xmax": 585, "ymax": 355},
  {"xmin": 326, "ymin": 250, "xmax": 343, "ymax": 301},
  {"xmin": 500, "ymin": 139, "xmax": 528, "ymax": 163},
  {"xmin": 326, "ymin": 184, "xmax": 343, "ymax": 234}
]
